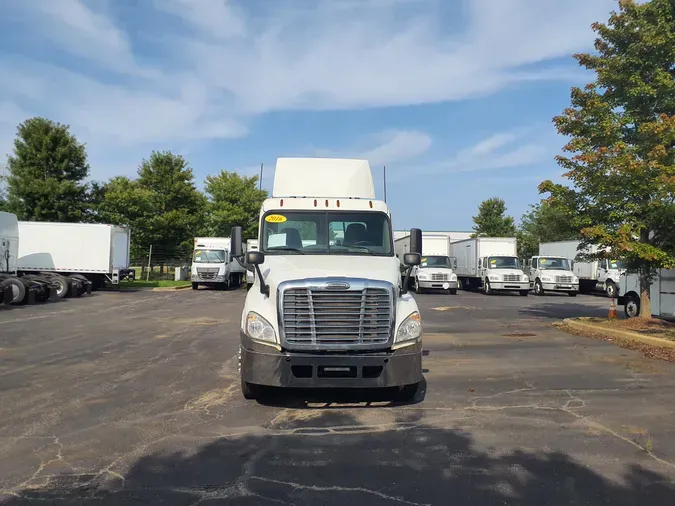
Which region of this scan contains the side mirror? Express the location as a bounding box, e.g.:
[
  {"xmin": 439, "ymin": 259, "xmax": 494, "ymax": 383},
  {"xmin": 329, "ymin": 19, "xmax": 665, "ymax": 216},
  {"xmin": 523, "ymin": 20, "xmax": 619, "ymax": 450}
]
[
  {"xmin": 247, "ymin": 250, "xmax": 265, "ymax": 265},
  {"xmin": 230, "ymin": 226, "xmax": 243, "ymax": 257},
  {"xmin": 409, "ymin": 228, "xmax": 422, "ymax": 255},
  {"xmin": 404, "ymin": 253, "xmax": 421, "ymax": 266}
]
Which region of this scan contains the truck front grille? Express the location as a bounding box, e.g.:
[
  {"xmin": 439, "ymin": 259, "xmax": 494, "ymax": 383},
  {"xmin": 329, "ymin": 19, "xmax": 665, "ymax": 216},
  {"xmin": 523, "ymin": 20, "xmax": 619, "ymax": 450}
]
[
  {"xmin": 503, "ymin": 274, "xmax": 521, "ymax": 282},
  {"xmin": 281, "ymin": 286, "xmax": 392, "ymax": 348},
  {"xmin": 431, "ymin": 273, "xmax": 448, "ymax": 281},
  {"xmin": 555, "ymin": 275, "xmax": 574, "ymax": 283},
  {"xmin": 197, "ymin": 268, "xmax": 219, "ymax": 280}
]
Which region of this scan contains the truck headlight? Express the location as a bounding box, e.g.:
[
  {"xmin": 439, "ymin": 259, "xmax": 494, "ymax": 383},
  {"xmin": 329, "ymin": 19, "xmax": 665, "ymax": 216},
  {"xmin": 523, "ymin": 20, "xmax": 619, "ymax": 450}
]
[
  {"xmin": 450, "ymin": 274, "xmax": 457, "ymax": 281},
  {"xmin": 523, "ymin": 275, "xmax": 529, "ymax": 282},
  {"xmin": 246, "ymin": 312, "xmax": 276, "ymax": 343},
  {"xmin": 418, "ymin": 273, "xmax": 428, "ymax": 280},
  {"xmin": 573, "ymin": 277, "xmax": 579, "ymax": 283},
  {"xmin": 489, "ymin": 275, "xmax": 499, "ymax": 281},
  {"xmin": 541, "ymin": 276, "xmax": 552, "ymax": 282},
  {"xmin": 395, "ymin": 312, "xmax": 422, "ymax": 344}
]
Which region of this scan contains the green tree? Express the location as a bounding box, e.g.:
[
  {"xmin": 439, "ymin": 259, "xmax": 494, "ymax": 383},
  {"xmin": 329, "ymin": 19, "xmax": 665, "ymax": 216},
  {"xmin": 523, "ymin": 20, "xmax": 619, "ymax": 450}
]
[
  {"xmin": 0, "ymin": 164, "xmax": 7, "ymax": 212},
  {"xmin": 136, "ymin": 151, "xmax": 206, "ymax": 259},
  {"xmin": 471, "ymin": 197, "xmax": 517, "ymax": 238},
  {"xmin": 517, "ymin": 200, "xmax": 581, "ymax": 259},
  {"xmin": 5, "ymin": 117, "xmax": 90, "ymax": 221},
  {"xmin": 204, "ymin": 171, "xmax": 268, "ymax": 240},
  {"xmin": 540, "ymin": 0, "xmax": 675, "ymax": 318}
]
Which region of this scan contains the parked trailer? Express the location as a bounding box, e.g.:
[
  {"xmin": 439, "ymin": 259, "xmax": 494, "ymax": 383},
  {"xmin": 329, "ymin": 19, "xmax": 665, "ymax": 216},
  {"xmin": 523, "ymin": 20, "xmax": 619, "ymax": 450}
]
[
  {"xmin": 191, "ymin": 237, "xmax": 247, "ymax": 290},
  {"xmin": 619, "ymin": 269, "xmax": 675, "ymax": 319},
  {"xmin": 450, "ymin": 237, "xmax": 529, "ymax": 295},
  {"xmin": 539, "ymin": 240, "xmax": 624, "ymax": 297},
  {"xmin": 395, "ymin": 234, "xmax": 458, "ymax": 294},
  {"xmin": 1, "ymin": 212, "xmax": 58, "ymax": 305},
  {"xmin": 17, "ymin": 221, "xmax": 135, "ymax": 294}
]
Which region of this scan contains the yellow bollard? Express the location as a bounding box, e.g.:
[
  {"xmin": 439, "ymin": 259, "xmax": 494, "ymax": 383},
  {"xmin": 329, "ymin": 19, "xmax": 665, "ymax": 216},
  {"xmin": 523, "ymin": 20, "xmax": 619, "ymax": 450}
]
[{"xmin": 608, "ymin": 298, "xmax": 617, "ymax": 319}]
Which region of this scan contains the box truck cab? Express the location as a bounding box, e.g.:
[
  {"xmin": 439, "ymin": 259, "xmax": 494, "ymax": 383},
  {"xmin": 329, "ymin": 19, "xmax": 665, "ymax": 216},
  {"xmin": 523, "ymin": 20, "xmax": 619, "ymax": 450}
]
[
  {"xmin": 245, "ymin": 239, "xmax": 258, "ymax": 289},
  {"xmin": 619, "ymin": 269, "xmax": 675, "ymax": 318},
  {"xmin": 412, "ymin": 255, "xmax": 458, "ymax": 294},
  {"xmin": 527, "ymin": 255, "xmax": 579, "ymax": 296},
  {"xmin": 230, "ymin": 158, "xmax": 424, "ymax": 400},
  {"xmin": 191, "ymin": 237, "xmax": 245, "ymax": 290}
]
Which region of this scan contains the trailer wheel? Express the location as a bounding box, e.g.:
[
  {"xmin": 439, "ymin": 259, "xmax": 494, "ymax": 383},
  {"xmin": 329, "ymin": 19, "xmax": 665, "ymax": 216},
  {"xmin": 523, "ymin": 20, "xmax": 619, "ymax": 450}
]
[
  {"xmin": 625, "ymin": 295, "xmax": 640, "ymax": 318},
  {"xmin": 1, "ymin": 278, "xmax": 26, "ymax": 304}
]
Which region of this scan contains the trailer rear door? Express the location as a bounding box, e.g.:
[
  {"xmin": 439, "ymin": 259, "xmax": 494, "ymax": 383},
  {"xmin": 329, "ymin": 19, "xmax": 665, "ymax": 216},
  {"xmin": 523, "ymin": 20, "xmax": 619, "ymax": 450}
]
[{"xmin": 112, "ymin": 229, "xmax": 130, "ymax": 270}]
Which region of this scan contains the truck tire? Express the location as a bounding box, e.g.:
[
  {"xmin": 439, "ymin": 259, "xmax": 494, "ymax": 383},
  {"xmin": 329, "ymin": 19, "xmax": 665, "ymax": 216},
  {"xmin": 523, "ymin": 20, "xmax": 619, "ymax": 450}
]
[
  {"xmin": 625, "ymin": 295, "xmax": 640, "ymax": 318},
  {"xmin": 606, "ymin": 281, "xmax": 617, "ymax": 298},
  {"xmin": 568, "ymin": 292, "xmax": 577, "ymax": 297},
  {"xmin": 192, "ymin": 283, "xmax": 199, "ymax": 290},
  {"xmin": 1, "ymin": 278, "xmax": 26, "ymax": 304},
  {"xmin": 484, "ymin": 279, "xmax": 493, "ymax": 295},
  {"xmin": 534, "ymin": 279, "xmax": 544, "ymax": 296},
  {"xmin": 414, "ymin": 278, "xmax": 424, "ymax": 294},
  {"xmin": 519, "ymin": 290, "xmax": 529, "ymax": 296},
  {"xmin": 52, "ymin": 275, "xmax": 70, "ymax": 299},
  {"xmin": 241, "ymin": 375, "xmax": 261, "ymax": 400},
  {"xmin": 448, "ymin": 288, "xmax": 457, "ymax": 295}
]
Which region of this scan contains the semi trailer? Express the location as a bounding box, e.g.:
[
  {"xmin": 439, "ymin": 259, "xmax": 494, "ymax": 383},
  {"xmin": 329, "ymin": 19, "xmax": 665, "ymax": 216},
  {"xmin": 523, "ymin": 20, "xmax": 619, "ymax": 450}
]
[
  {"xmin": 231, "ymin": 157, "xmax": 424, "ymax": 401},
  {"xmin": 450, "ymin": 237, "xmax": 529, "ymax": 295}
]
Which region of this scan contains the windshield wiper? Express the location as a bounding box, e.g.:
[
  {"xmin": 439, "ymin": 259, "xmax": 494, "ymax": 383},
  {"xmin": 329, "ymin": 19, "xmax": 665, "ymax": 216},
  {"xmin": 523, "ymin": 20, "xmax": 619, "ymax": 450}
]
[{"xmin": 266, "ymin": 246, "xmax": 305, "ymax": 254}]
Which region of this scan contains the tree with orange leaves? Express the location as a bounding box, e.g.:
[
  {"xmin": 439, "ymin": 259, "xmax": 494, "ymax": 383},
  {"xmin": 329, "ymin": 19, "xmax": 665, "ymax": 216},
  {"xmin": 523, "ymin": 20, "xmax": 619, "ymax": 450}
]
[{"xmin": 540, "ymin": 0, "xmax": 675, "ymax": 318}]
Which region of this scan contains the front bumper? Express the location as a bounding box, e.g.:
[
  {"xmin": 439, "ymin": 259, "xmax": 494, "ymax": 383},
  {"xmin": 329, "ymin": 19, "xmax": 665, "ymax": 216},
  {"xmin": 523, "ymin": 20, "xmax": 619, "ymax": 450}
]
[
  {"xmin": 240, "ymin": 332, "xmax": 423, "ymax": 388},
  {"xmin": 417, "ymin": 279, "xmax": 458, "ymax": 290},
  {"xmin": 191, "ymin": 275, "xmax": 227, "ymax": 283},
  {"xmin": 489, "ymin": 281, "xmax": 530, "ymax": 291},
  {"xmin": 542, "ymin": 282, "xmax": 579, "ymax": 292}
]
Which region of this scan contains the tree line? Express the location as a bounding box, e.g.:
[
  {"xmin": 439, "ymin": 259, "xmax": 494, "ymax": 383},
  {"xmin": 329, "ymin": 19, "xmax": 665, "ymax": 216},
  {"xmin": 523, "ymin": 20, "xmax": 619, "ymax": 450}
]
[
  {"xmin": 0, "ymin": 117, "xmax": 267, "ymax": 265},
  {"xmin": 472, "ymin": 0, "xmax": 675, "ymax": 318}
]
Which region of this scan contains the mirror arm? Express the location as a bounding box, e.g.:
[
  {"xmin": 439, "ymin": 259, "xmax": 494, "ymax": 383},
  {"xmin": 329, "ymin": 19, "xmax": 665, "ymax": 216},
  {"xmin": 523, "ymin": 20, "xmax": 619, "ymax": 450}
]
[
  {"xmin": 255, "ymin": 264, "xmax": 270, "ymax": 297},
  {"xmin": 401, "ymin": 265, "xmax": 413, "ymax": 296}
]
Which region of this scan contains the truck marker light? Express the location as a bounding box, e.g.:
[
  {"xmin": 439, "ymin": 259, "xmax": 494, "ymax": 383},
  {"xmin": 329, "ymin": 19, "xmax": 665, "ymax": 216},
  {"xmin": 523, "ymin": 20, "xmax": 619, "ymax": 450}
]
[
  {"xmin": 325, "ymin": 199, "xmax": 329, "ymax": 207},
  {"xmin": 280, "ymin": 199, "xmax": 284, "ymax": 207},
  {"xmin": 369, "ymin": 201, "xmax": 373, "ymax": 208},
  {"xmin": 314, "ymin": 199, "xmax": 317, "ymax": 207},
  {"xmin": 337, "ymin": 200, "xmax": 340, "ymax": 207}
]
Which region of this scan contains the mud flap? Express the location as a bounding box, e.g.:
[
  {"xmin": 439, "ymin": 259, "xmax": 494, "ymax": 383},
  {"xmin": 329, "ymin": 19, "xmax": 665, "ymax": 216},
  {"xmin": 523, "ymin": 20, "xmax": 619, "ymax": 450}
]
[
  {"xmin": 26, "ymin": 288, "xmax": 37, "ymax": 305},
  {"xmin": 49, "ymin": 286, "xmax": 59, "ymax": 302}
]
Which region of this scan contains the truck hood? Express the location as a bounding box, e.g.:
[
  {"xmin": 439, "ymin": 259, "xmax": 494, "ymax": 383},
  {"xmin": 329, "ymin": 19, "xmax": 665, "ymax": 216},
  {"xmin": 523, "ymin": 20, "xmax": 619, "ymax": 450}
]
[
  {"xmin": 259, "ymin": 255, "xmax": 401, "ymax": 288},
  {"xmin": 538, "ymin": 270, "xmax": 577, "ymax": 278}
]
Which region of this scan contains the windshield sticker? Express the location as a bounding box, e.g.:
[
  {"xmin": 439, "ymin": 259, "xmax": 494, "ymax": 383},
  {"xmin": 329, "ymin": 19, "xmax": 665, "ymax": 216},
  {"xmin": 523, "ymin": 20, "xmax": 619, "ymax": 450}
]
[
  {"xmin": 265, "ymin": 214, "xmax": 287, "ymax": 223},
  {"xmin": 421, "ymin": 257, "xmax": 427, "ymax": 262},
  {"xmin": 490, "ymin": 259, "xmax": 497, "ymax": 264},
  {"xmin": 540, "ymin": 258, "xmax": 546, "ymax": 263}
]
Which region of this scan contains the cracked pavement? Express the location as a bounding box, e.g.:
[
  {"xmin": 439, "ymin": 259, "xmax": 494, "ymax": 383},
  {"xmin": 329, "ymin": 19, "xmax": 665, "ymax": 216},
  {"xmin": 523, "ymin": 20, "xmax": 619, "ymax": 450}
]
[{"xmin": 1, "ymin": 288, "xmax": 675, "ymax": 504}]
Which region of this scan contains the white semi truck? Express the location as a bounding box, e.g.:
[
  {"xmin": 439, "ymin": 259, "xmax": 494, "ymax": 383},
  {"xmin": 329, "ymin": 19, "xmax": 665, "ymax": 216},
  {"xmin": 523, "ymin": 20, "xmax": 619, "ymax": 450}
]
[
  {"xmin": 619, "ymin": 269, "xmax": 675, "ymax": 318},
  {"xmin": 17, "ymin": 220, "xmax": 134, "ymax": 293},
  {"xmin": 230, "ymin": 157, "xmax": 424, "ymax": 401},
  {"xmin": 191, "ymin": 237, "xmax": 247, "ymax": 290},
  {"xmin": 450, "ymin": 237, "xmax": 529, "ymax": 295},
  {"xmin": 526, "ymin": 255, "xmax": 580, "ymax": 296},
  {"xmin": 395, "ymin": 234, "xmax": 458, "ymax": 294},
  {"xmin": 539, "ymin": 240, "xmax": 624, "ymax": 297}
]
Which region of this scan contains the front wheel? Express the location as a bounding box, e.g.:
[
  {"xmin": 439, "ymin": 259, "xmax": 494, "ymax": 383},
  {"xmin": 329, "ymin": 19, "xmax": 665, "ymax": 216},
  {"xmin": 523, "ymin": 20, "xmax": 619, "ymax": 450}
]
[
  {"xmin": 191, "ymin": 283, "xmax": 199, "ymax": 290},
  {"xmin": 415, "ymin": 278, "xmax": 424, "ymax": 294},
  {"xmin": 448, "ymin": 288, "xmax": 457, "ymax": 295},
  {"xmin": 484, "ymin": 279, "xmax": 493, "ymax": 295},
  {"xmin": 568, "ymin": 292, "xmax": 578, "ymax": 297},
  {"xmin": 534, "ymin": 279, "xmax": 544, "ymax": 296},
  {"xmin": 606, "ymin": 281, "xmax": 617, "ymax": 298},
  {"xmin": 625, "ymin": 295, "xmax": 640, "ymax": 318}
]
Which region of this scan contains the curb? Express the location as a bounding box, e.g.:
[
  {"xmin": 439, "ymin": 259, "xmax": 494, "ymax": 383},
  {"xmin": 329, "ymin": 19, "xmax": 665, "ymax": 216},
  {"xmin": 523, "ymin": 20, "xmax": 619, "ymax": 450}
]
[
  {"xmin": 562, "ymin": 318, "xmax": 675, "ymax": 349},
  {"xmin": 151, "ymin": 285, "xmax": 192, "ymax": 291}
]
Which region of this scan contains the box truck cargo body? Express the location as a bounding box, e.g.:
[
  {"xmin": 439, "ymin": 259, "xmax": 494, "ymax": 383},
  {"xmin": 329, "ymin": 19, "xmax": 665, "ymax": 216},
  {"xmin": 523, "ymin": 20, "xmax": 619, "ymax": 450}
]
[
  {"xmin": 450, "ymin": 237, "xmax": 529, "ymax": 295},
  {"xmin": 395, "ymin": 234, "xmax": 458, "ymax": 294},
  {"xmin": 231, "ymin": 157, "xmax": 424, "ymax": 401},
  {"xmin": 539, "ymin": 240, "xmax": 624, "ymax": 297},
  {"xmin": 16, "ymin": 221, "xmax": 134, "ymax": 291},
  {"xmin": 619, "ymin": 269, "xmax": 675, "ymax": 318}
]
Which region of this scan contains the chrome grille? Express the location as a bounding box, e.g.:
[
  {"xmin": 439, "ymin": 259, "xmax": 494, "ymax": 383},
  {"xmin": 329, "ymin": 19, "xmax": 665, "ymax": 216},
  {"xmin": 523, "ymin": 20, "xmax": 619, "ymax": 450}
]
[
  {"xmin": 503, "ymin": 274, "xmax": 521, "ymax": 282},
  {"xmin": 555, "ymin": 275, "xmax": 573, "ymax": 283},
  {"xmin": 281, "ymin": 285, "xmax": 393, "ymax": 348},
  {"xmin": 197, "ymin": 267, "xmax": 219, "ymax": 280},
  {"xmin": 431, "ymin": 273, "xmax": 448, "ymax": 281}
]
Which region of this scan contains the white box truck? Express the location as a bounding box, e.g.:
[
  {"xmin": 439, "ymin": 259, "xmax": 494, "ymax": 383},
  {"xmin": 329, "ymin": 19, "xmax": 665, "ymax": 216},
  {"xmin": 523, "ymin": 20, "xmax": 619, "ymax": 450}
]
[
  {"xmin": 230, "ymin": 157, "xmax": 424, "ymax": 401},
  {"xmin": 191, "ymin": 237, "xmax": 247, "ymax": 290},
  {"xmin": 17, "ymin": 220, "xmax": 134, "ymax": 294},
  {"xmin": 539, "ymin": 240, "xmax": 624, "ymax": 297},
  {"xmin": 451, "ymin": 237, "xmax": 529, "ymax": 295},
  {"xmin": 525, "ymin": 255, "xmax": 580, "ymax": 296},
  {"xmin": 395, "ymin": 234, "xmax": 458, "ymax": 294},
  {"xmin": 619, "ymin": 269, "xmax": 675, "ymax": 318},
  {"xmin": 1, "ymin": 212, "xmax": 59, "ymax": 304},
  {"xmin": 245, "ymin": 239, "xmax": 258, "ymax": 289}
]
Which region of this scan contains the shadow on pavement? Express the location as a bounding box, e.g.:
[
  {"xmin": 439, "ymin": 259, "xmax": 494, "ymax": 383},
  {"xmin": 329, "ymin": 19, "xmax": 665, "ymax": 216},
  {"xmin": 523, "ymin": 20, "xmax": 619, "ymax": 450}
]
[
  {"xmin": 3, "ymin": 411, "xmax": 672, "ymax": 505},
  {"xmin": 520, "ymin": 302, "xmax": 609, "ymax": 320}
]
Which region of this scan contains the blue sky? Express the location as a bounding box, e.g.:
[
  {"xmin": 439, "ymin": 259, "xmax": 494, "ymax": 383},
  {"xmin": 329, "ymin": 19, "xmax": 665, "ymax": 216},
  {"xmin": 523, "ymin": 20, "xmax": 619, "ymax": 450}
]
[{"xmin": 0, "ymin": 0, "xmax": 619, "ymax": 230}]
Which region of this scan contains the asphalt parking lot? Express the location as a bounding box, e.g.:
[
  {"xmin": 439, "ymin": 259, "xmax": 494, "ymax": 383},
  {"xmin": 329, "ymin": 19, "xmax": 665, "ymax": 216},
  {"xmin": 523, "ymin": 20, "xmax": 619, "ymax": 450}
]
[{"xmin": 1, "ymin": 288, "xmax": 675, "ymax": 505}]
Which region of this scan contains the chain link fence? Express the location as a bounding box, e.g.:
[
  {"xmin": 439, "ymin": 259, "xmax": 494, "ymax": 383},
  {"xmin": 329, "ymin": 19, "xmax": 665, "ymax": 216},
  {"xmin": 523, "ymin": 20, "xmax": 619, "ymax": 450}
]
[{"xmin": 130, "ymin": 245, "xmax": 193, "ymax": 281}]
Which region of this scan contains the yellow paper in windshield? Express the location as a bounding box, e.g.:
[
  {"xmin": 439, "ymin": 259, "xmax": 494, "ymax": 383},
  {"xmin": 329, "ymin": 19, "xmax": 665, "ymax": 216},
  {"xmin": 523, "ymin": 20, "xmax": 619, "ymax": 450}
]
[
  {"xmin": 265, "ymin": 214, "xmax": 287, "ymax": 223},
  {"xmin": 490, "ymin": 259, "xmax": 496, "ymax": 264},
  {"xmin": 541, "ymin": 258, "xmax": 546, "ymax": 263}
]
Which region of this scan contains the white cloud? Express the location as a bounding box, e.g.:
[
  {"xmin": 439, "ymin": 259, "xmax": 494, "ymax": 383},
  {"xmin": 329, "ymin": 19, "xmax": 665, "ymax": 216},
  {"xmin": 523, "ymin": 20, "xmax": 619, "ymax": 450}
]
[
  {"xmin": 357, "ymin": 130, "xmax": 432, "ymax": 166},
  {"xmin": 155, "ymin": 0, "xmax": 246, "ymax": 39}
]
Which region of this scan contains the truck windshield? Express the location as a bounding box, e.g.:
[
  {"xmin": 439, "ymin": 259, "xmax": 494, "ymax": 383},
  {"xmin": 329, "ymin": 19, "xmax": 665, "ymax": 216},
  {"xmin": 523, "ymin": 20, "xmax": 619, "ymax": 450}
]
[
  {"xmin": 608, "ymin": 259, "xmax": 622, "ymax": 269},
  {"xmin": 538, "ymin": 257, "xmax": 571, "ymax": 270},
  {"xmin": 193, "ymin": 249, "xmax": 226, "ymax": 263},
  {"xmin": 421, "ymin": 256, "xmax": 451, "ymax": 268},
  {"xmin": 261, "ymin": 211, "xmax": 393, "ymax": 256},
  {"xmin": 488, "ymin": 256, "xmax": 520, "ymax": 269}
]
